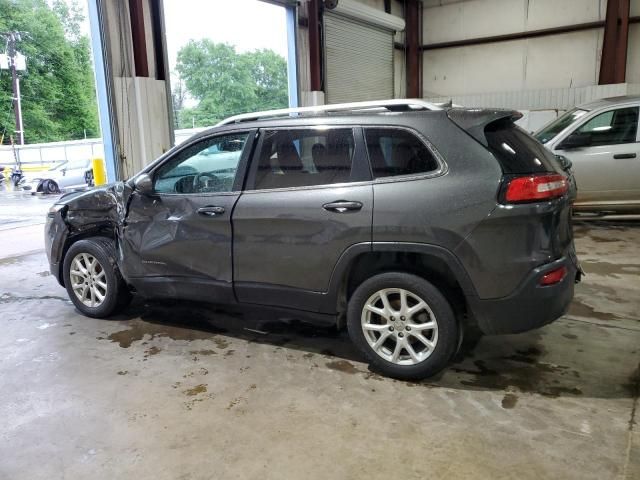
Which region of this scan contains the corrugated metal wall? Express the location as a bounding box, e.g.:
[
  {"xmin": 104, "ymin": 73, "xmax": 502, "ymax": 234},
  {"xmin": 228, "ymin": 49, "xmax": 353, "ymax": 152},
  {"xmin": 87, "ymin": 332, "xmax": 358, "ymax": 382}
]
[
  {"xmin": 323, "ymin": 12, "xmax": 394, "ymax": 103},
  {"xmin": 425, "ymin": 83, "xmax": 640, "ymax": 110}
]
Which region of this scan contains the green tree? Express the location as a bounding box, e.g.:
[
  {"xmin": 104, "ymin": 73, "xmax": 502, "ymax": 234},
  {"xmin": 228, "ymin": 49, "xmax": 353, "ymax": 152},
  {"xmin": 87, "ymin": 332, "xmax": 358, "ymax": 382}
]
[
  {"xmin": 175, "ymin": 40, "xmax": 288, "ymax": 128},
  {"xmin": 0, "ymin": 0, "xmax": 99, "ymax": 144},
  {"xmin": 245, "ymin": 49, "xmax": 289, "ymax": 112}
]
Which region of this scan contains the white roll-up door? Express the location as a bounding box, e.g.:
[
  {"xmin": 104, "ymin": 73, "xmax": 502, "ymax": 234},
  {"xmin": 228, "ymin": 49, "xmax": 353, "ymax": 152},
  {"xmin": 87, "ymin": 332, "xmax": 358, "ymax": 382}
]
[{"xmin": 323, "ymin": 11, "xmax": 394, "ymax": 104}]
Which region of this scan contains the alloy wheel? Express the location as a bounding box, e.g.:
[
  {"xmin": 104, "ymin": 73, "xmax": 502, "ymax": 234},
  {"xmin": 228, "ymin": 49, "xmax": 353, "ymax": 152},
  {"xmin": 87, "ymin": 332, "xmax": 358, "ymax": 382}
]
[
  {"xmin": 69, "ymin": 253, "xmax": 108, "ymax": 308},
  {"xmin": 361, "ymin": 288, "xmax": 438, "ymax": 366}
]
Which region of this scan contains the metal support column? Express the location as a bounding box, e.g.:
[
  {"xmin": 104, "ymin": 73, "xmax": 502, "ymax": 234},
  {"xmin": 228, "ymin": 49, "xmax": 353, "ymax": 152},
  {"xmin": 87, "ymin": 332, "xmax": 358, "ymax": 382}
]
[
  {"xmin": 87, "ymin": 0, "xmax": 119, "ymax": 182},
  {"xmin": 286, "ymin": 5, "xmax": 299, "ymax": 108},
  {"xmin": 599, "ymin": 0, "xmax": 630, "ymax": 85},
  {"xmin": 308, "ymin": 0, "xmax": 322, "ymax": 92},
  {"xmin": 405, "ymin": 0, "xmax": 421, "ymax": 98}
]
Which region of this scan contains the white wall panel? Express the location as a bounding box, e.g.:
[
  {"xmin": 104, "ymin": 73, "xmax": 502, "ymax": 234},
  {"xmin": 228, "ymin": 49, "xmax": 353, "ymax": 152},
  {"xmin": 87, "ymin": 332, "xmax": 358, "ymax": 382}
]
[
  {"xmin": 628, "ymin": 24, "xmax": 640, "ymax": 84},
  {"xmin": 425, "ymin": 83, "xmax": 640, "ymax": 111},
  {"xmin": 421, "ymin": 0, "xmax": 616, "ymax": 97},
  {"xmin": 424, "ymin": 41, "xmax": 526, "ymax": 96},
  {"xmin": 525, "ymin": 0, "xmax": 604, "ymax": 30},
  {"xmin": 525, "ymin": 30, "xmax": 602, "ymax": 89},
  {"xmin": 423, "ymin": 0, "xmax": 605, "ymax": 45}
]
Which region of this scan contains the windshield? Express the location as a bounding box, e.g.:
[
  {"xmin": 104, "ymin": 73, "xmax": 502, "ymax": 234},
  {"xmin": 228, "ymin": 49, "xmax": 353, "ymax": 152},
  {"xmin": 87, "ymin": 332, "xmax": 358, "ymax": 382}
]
[
  {"xmin": 50, "ymin": 162, "xmax": 67, "ymax": 171},
  {"xmin": 534, "ymin": 108, "xmax": 589, "ymax": 144},
  {"xmin": 64, "ymin": 159, "xmax": 90, "ymax": 170}
]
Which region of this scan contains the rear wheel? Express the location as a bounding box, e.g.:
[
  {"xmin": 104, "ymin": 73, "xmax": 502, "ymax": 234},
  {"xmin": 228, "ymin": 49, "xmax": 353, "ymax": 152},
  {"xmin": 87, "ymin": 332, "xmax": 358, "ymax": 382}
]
[
  {"xmin": 347, "ymin": 272, "xmax": 458, "ymax": 380},
  {"xmin": 63, "ymin": 238, "xmax": 131, "ymax": 318},
  {"xmin": 42, "ymin": 179, "xmax": 59, "ymax": 194}
]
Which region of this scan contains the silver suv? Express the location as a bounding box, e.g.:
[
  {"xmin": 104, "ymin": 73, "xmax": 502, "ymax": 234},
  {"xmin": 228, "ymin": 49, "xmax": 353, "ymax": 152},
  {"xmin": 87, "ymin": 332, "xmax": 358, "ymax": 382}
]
[
  {"xmin": 535, "ymin": 95, "xmax": 640, "ymax": 214},
  {"xmin": 45, "ymin": 100, "xmax": 580, "ymax": 379}
]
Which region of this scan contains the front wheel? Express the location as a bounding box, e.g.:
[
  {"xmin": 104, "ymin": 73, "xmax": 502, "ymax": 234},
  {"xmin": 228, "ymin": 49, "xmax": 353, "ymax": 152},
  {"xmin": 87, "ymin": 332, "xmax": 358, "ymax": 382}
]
[
  {"xmin": 347, "ymin": 272, "xmax": 458, "ymax": 380},
  {"xmin": 63, "ymin": 238, "xmax": 131, "ymax": 318}
]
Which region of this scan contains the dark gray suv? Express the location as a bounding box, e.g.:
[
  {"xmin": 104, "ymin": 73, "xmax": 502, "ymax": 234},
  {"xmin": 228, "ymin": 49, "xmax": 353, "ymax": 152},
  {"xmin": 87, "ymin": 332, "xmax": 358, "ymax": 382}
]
[{"xmin": 45, "ymin": 100, "xmax": 580, "ymax": 379}]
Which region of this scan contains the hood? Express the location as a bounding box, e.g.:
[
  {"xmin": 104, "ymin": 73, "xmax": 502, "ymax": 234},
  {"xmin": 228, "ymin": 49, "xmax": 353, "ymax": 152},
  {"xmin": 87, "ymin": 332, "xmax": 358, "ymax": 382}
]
[
  {"xmin": 59, "ymin": 181, "xmax": 135, "ymax": 232},
  {"xmin": 59, "ymin": 182, "xmax": 124, "ymax": 209}
]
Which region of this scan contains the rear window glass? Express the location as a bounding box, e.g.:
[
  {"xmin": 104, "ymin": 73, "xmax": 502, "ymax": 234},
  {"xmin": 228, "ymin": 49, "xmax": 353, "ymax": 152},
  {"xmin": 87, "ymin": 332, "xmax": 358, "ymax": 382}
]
[
  {"xmin": 364, "ymin": 128, "xmax": 439, "ymax": 178},
  {"xmin": 485, "ymin": 121, "xmax": 561, "ymax": 174}
]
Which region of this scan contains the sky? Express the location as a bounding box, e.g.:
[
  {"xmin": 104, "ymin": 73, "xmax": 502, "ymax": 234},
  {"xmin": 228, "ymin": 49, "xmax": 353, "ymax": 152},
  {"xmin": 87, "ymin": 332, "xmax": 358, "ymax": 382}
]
[
  {"xmin": 163, "ymin": 0, "xmax": 288, "ymax": 72},
  {"xmin": 58, "ymin": 0, "xmax": 288, "ymax": 72}
]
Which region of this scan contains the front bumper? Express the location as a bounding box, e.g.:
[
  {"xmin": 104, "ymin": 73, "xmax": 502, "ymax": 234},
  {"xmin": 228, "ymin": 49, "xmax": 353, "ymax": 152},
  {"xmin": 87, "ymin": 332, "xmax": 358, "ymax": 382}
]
[{"xmin": 469, "ymin": 256, "xmax": 578, "ymax": 335}]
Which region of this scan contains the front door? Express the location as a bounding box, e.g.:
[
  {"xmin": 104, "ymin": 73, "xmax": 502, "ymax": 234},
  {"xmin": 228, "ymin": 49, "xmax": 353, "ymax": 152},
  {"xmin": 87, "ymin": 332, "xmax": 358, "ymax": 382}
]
[
  {"xmin": 232, "ymin": 126, "xmax": 373, "ymax": 313},
  {"xmin": 121, "ymin": 130, "xmax": 255, "ymax": 301},
  {"xmin": 553, "ymin": 105, "xmax": 640, "ymax": 206}
]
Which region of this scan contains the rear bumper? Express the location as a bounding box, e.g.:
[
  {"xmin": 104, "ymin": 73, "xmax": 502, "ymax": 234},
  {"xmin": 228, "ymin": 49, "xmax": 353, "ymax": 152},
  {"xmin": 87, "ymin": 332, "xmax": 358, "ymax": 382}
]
[{"xmin": 469, "ymin": 256, "xmax": 577, "ymax": 335}]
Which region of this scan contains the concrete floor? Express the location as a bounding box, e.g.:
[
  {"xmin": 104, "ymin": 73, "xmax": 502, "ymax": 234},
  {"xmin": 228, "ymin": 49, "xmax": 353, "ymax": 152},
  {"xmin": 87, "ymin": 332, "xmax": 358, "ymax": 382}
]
[{"xmin": 0, "ymin": 190, "xmax": 639, "ymax": 479}]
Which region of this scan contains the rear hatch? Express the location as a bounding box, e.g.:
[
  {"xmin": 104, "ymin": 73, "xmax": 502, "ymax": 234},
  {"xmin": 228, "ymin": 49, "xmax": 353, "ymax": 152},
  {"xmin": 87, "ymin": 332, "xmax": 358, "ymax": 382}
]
[{"xmin": 448, "ymin": 108, "xmax": 580, "ymax": 296}]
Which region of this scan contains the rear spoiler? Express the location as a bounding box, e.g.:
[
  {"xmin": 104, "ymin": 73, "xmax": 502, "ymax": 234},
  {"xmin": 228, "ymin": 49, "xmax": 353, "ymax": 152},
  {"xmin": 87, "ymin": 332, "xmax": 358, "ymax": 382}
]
[{"xmin": 447, "ymin": 108, "xmax": 523, "ymax": 147}]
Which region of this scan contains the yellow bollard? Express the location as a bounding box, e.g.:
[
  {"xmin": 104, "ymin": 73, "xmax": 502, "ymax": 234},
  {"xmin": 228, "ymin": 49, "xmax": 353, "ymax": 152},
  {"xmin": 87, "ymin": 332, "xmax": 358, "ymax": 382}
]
[{"xmin": 91, "ymin": 157, "xmax": 107, "ymax": 186}]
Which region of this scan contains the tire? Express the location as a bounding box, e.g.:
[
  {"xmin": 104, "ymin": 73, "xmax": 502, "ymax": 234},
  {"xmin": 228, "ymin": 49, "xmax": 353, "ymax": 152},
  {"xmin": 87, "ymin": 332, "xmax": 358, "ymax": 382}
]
[
  {"xmin": 85, "ymin": 170, "xmax": 94, "ymax": 187},
  {"xmin": 347, "ymin": 272, "xmax": 458, "ymax": 380},
  {"xmin": 42, "ymin": 179, "xmax": 59, "ymax": 194},
  {"xmin": 63, "ymin": 237, "xmax": 132, "ymax": 318}
]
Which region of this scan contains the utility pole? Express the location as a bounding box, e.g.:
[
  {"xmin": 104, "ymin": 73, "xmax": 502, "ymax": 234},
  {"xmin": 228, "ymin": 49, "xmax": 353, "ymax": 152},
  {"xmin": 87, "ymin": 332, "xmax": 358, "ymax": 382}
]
[
  {"xmin": 1, "ymin": 32, "xmax": 25, "ymax": 145},
  {"xmin": 7, "ymin": 33, "xmax": 25, "ymax": 145}
]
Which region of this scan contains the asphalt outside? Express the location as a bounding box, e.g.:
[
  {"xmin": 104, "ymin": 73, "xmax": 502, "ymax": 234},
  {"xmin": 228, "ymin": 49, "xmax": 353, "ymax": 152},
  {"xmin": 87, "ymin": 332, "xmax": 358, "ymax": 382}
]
[{"xmin": 0, "ymin": 187, "xmax": 638, "ymax": 479}]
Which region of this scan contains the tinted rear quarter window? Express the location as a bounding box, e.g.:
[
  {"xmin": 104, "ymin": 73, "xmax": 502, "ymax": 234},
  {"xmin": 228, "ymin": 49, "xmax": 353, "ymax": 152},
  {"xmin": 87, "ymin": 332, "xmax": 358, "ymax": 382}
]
[
  {"xmin": 485, "ymin": 121, "xmax": 561, "ymax": 174},
  {"xmin": 364, "ymin": 128, "xmax": 440, "ymax": 178}
]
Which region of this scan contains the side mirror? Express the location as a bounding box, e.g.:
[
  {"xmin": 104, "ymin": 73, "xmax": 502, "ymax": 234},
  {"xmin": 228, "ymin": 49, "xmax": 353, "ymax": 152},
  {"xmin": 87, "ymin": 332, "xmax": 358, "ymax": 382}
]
[
  {"xmin": 134, "ymin": 173, "xmax": 154, "ymax": 195},
  {"xmin": 557, "ymin": 132, "xmax": 592, "ymax": 150},
  {"xmin": 555, "ymin": 155, "xmax": 572, "ymax": 171}
]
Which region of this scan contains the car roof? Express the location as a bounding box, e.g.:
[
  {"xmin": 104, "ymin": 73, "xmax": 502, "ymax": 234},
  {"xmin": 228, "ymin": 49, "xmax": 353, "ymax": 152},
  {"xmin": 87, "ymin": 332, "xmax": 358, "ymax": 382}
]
[{"xmin": 578, "ymin": 95, "xmax": 640, "ymax": 111}]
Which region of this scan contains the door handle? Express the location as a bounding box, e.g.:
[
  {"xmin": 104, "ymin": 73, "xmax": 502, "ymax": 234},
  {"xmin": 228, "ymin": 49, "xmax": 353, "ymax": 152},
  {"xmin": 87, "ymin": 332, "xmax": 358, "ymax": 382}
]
[
  {"xmin": 613, "ymin": 153, "xmax": 637, "ymax": 159},
  {"xmin": 323, "ymin": 201, "xmax": 363, "ymax": 213},
  {"xmin": 197, "ymin": 206, "xmax": 225, "ymax": 216}
]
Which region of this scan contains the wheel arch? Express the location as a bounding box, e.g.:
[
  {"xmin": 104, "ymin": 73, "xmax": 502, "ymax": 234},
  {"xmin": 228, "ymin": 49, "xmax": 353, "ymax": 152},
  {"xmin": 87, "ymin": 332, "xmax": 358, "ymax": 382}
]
[
  {"xmin": 57, "ymin": 227, "xmax": 118, "ymax": 287},
  {"xmin": 325, "ymin": 243, "xmax": 477, "ymax": 327}
]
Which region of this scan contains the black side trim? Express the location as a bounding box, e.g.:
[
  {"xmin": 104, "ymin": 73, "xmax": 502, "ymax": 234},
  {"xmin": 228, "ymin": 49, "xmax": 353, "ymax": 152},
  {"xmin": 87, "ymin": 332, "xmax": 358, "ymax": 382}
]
[
  {"xmin": 234, "ymin": 282, "xmax": 324, "ymax": 312},
  {"xmin": 128, "ymin": 276, "xmax": 236, "ymax": 304}
]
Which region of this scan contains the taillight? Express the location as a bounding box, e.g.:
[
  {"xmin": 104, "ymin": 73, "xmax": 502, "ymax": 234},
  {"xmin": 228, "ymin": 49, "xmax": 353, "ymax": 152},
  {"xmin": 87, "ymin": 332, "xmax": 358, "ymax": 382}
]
[
  {"xmin": 539, "ymin": 266, "xmax": 567, "ymax": 286},
  {"xmin": 504, "ymin": 174, "xmax": 568, "ymax": 203}
]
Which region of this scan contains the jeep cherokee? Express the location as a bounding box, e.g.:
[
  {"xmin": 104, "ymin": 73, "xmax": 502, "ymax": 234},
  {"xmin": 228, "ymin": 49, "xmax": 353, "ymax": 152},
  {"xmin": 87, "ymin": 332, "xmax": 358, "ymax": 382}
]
[{"xmin": 45, "ymin": 99, "xmax": 580, "ymax": 379}]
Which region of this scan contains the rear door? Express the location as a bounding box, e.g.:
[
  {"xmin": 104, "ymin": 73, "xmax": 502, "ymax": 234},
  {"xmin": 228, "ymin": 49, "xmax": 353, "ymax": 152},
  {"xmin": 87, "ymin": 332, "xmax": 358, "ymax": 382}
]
[
  {"xmin": 552, "ymin": 105, "xmax": 640, "ymax": 206},
  {"xmin": 232, "ymin": 126, "xmax": 372, "ymax": 313}
]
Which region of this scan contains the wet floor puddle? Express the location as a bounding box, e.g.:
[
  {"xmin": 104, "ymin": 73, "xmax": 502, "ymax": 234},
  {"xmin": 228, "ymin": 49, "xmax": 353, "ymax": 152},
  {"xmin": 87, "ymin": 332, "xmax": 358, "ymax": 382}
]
[{"xmin": 101, "ymin": 319, "xmax": 224, "ymax": 348}]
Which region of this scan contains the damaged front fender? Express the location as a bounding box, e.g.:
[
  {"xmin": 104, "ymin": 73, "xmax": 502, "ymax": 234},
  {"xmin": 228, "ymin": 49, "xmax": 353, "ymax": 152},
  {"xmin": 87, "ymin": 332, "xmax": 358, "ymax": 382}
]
[{"xmin": 47, "ymin": 182, "xmax": 135, "ymax": 285}]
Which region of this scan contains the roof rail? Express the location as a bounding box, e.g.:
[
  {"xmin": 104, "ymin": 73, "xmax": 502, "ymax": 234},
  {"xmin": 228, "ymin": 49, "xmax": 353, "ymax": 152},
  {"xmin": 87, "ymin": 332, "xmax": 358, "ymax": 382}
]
[{"xmin": 214, "ymin": 99, "xmax": 442, "ymax": 127}]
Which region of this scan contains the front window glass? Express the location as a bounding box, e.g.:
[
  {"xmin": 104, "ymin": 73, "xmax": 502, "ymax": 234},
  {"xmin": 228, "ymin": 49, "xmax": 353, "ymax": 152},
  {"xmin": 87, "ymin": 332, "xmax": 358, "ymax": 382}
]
[
  {"xmin": 154, "ymin": 132, "xmax": 249, "ymax": 194},
  {"xmin": 534, "ymin": 108, "xmax": 588, "ymax": 144},
  {"xmin": 575, "ymin": 107, "xmax": 639, "ymax": 146}
]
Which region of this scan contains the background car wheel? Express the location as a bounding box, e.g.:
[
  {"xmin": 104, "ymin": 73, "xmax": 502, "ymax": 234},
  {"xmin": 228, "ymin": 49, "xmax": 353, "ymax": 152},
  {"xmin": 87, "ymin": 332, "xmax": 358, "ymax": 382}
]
[
  {"xmin": 85, "ymin": 170, "xmax": 94, "ymax": 187},
  {"xmin": 347, "ymin": 272, "xmax": 458, "ymax": 380},
  {"xmin": 62, "ymin": 237, "xmax": 131, "ymax": 318},
  {"xmin": 41, "ymin": 179, "xmax": 59, "ymax": 194}
]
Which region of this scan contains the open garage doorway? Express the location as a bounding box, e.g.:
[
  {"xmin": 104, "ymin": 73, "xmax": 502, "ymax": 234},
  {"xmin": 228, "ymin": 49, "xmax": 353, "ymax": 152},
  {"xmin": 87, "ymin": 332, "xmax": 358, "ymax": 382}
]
[{"xmin": 163, "ymin": 0, "xmax": 295, "ymax": 136}]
